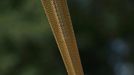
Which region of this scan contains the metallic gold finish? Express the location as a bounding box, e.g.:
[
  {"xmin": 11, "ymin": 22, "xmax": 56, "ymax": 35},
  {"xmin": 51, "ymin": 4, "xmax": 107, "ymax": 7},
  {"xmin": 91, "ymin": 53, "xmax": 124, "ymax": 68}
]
[{"xmin": 41, "ymin": 0, "xmax": 84, "ymax": 75}]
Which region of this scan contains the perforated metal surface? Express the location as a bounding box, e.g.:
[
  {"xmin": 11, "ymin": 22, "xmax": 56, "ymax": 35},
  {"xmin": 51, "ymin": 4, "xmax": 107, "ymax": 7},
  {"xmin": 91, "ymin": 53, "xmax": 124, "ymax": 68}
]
[{"xmin": 41, "ymin": 0, "xmax": 84, "ymax": 75}]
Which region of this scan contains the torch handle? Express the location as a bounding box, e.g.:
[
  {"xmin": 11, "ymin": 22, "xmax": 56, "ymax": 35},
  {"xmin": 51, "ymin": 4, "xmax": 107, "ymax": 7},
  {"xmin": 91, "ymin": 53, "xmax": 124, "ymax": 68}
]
[{"xmin": 41, "ymin": 0, "xmax": 84, "ymax": 75}]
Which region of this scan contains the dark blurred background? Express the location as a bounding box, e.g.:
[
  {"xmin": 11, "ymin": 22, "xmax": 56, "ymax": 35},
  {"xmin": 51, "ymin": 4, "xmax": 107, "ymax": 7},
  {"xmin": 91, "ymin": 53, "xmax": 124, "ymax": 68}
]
[{"xmin": 0, "ymin": 0, "xmax": 134, "ymax": 75}]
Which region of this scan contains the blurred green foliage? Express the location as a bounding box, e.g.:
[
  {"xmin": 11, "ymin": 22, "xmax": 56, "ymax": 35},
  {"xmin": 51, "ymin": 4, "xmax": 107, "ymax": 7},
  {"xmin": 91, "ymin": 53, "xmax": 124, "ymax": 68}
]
[
  {"xmin": 0, "ymin": 0, "xmax": 134, "ymax": 75},
  {"xmin": 0, "ymin": 0, "xmax": 66, "ymax": 75}
]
